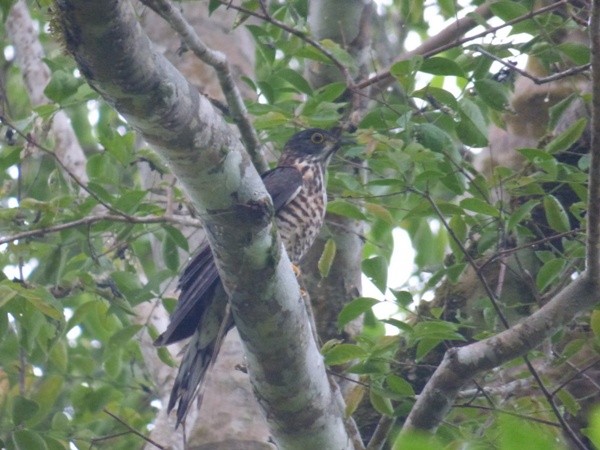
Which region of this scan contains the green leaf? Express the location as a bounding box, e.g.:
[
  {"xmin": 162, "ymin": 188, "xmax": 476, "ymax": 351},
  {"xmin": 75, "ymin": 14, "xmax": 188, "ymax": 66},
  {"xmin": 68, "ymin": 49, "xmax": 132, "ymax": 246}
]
[
  {"xmin": 536, "ymin": 258, "xmax": 566, "ymax": 291},
  {"xmin": 369, "ymin": 388, "xmax": 394, "ymax": 416},
  {"xmin": 108, "ymin": 324, "xmax": 143, "ymax": 349},
  {"xmin": 314, "ymin": 82, "xmax": 347, "ymax": 102},
  {"xmin": 32, "ymin": 375, "xmax": 63, "ymax": 424},
  {"xmin": 413, "ymin": 86, "xmax": 458, "ymax": 110},
  {"xmin": 459, "ymin": 198, "xmax": 499, "ymax": 217},
  {"xmin": 110, "ymin": 271, "xmax": 144, "ymax": 304},
  {"xmin": 318, "ymin": 238, "xmax": 337, "ymax": 278},
  {"xmin": 557, "ymin": 42, "xmax": 590, "ymax": 65},
  {"xmin": 362, "ymin": 256, "xmax": 388, "ymax": 293},
  {"xmin": 507, "ymin": 199, "xmax": 539, "ymax": 231},
  {"xmin": 114, "ymin": 189, "xmax": 147, "ymax": 213},
  {"xmin": 489, "ymin": 1, "xmax": 529, "ymax": 21},
  {"xmin": 162, "ymin": 232, "xmax": 180, "ymax": 272},
  {"xmin": 19, "ymin": 288, "xmax": 63, "ymax": 321},
  {"xmin": 498, "ymin": 414, "xmax": 559, "ymax": 450},
  {"xmin": 543, "ymin": 195, "xmax": 571, "ymax": 233},
  {"xmin": 327, "ymin": 200, "xmax": 367, "ymax": 220},
  {"xmin": 337, "ymin": 297, "xmax": 379, "ymax": 328},
  {"xmin": 548, "ymin": 93, "xmax": 578, "ymax": 130},
  {"xmin": 323, "ymin": 343, "xmax": 368, "ymax": 366},
  {"xmin": 545, "ymin": 118, "xmax": 587, "ymax": 154},
  {"xmin": 415, "ymin": 338, "xmax": 441, "ymax": 360},
  {"xmin": 587, "ymin": 407, "xmax": 600, "ymax": 449},
  {"xmin": 44, "ymin": 70, "xmax": 81, "ymax": 103},
  {"xmin": 590, "ymin": 310, "xmax": 600, "ymax": 337},
  {"xmin": 415, "ymin": 123, "xmax": 454, "ymax": 153},
  {"xmin": 412, "ymin": 320, "xmax": 464, "ymax": 341},
  {"xmin": 12, "ymin": 396, "xmax": 40, "ymax": 425},
  {"xmin": 420, "ymin": 57, "xmax": 466, "ymax": 77},
  {"xmin": 12, "ymin": 430, "xmax": 48, "ymax": 450},
  {"xmin": 474, "ymin": 79, "xmax": 509, "ymax": 111},
  {"xmin": 43, "ymin": 436, "xmax": 67, "ymax": 450},
  {"xmin": 320, "ymin": 39, "xmax": 356, "ymax": 67},
  {"xmin": 556, "ymin": 389, "xmax": 580, "ymax": 416},
  {"xmin": 386, "ymin": 374, "xmax": 415, "ymax": 396},
  {"xmin": 276, "ymin": 68, "xmax": 312, "ymax": 94},
  {"xmin": 457, "ymin": 98, "xmax": 488, "ymax": 147},
  {"xmin": 365, "ymin": 203, "xmax": 394, "ymax": 224},
  {"xmin": 518, "ymin": 147, "xmax": 554, "ymax": 163}
]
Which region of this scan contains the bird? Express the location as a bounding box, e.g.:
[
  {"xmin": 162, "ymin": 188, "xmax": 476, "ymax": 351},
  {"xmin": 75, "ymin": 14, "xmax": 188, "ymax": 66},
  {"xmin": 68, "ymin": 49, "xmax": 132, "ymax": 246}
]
[{"xmin": 154, "ymin": 128, "xmax": 345, "ymax": 426}]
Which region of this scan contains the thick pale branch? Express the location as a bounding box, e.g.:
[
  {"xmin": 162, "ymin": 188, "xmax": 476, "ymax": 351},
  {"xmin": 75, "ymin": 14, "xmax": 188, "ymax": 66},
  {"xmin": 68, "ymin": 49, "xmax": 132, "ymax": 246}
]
[
  {"xmin": 140, "ymin": 0, "xmax": 267, "ymax": 173},
  {"xmin": 403, "ymin": 275, "xmax": 597, "ymax": 432},
  {"xmin": 54, "ymin": 1, "xmax": 351, "ymax": 448}
]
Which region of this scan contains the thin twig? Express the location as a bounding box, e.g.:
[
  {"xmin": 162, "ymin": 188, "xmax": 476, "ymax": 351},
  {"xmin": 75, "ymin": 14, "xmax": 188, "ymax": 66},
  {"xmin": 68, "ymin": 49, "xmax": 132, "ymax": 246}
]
[
  {"xmin": 454, "ymin": 404, "xmax": 561, "ymax": 428},
  {"xmin": 356, "ymin": 0, "xmax": 568, "ymax": 90},
  {"xmin": 139, "ymin": 0, "xmax": 267, "ymax": 172},
  {"xmin": 521, "ymin": 356, "xmax": 588, "ymax": 449},
  {"xmin": 0, "ymin": 213, "xmax": 202, "ymax": 246},
  {"xmin": 421, "ymin": 190, "xmax": 511, "ymax": 329},
  {"xmin": 103, "ymin": 409, "xmax": 166, "ymax": 449},
  {"xmin": 476, "ymin": 45, "xmax": 590, "ymax": 85}
]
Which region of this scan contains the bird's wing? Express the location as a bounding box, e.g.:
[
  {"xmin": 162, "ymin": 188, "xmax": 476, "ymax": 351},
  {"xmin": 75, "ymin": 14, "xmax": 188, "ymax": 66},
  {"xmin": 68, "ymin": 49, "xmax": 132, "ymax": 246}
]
[
  {"xmin": 261, "ymin": 165, "xmax": 303, "ymax": 212},
  {"xmin": 155, "ymin": 166, "xmax": 301, "ymax": 348},
  {"xmin": 153, "ymin": 242, "xmax": 221, "ymax": 346}
]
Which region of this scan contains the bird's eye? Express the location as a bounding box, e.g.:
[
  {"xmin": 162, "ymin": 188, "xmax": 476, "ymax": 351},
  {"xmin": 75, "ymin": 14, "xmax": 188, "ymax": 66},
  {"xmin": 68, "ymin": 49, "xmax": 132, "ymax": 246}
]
[{"xmin": 310, "ymin": 132, "xmax": 325, "ymax": 144}]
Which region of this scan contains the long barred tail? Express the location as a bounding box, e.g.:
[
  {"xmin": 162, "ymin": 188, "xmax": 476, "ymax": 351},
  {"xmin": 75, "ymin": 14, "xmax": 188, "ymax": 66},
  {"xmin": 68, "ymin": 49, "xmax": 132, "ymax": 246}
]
[
  {"xmin": 154, "ymin": 242, "xmax": 233, "ymax": 426},
  {"xmin": 167, "ymin": 299, "xmax": 232, "ymax": 426}
]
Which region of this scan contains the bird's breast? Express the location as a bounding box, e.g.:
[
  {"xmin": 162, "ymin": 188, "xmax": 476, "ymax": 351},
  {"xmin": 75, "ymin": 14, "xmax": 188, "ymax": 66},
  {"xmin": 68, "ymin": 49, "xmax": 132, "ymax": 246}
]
[{"xmin": 275, "ymin": 164, "xmax": 326, "ymax": 264}]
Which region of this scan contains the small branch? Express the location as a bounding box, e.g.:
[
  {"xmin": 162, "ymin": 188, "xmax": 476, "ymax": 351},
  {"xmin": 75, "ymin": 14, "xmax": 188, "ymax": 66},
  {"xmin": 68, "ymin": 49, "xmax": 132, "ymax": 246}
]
[
  {"xmin": 140, "ymin": 0, "xmax": 268, "ymax": 173},
  {"xmin": 402, "ymin": 275, "xmax": 597, "ymax": 433},
  {"xmin": 454, "ymin": 404, "xmax": 561, "ymax": 428},
  {"xmin": 476, "ymin": 45, "xmax": 590, "ymax": 85},
  {"xmin": 0, "ymin": 213, "xmax": 202, "ymax": 246},
  {"xmin": 588, "ymin": 0, "xmax": 600, "ymax": 280},
  {"xmin": 102, "ymin": 409, "xmax": 166, "ymax": 449},
  {"xmin": 356, "ymin": 0, "xmax": 569, "ymax": 90},
  {"xmin": 521, "ymin": 356, "xmax": 587, "ymax": 449},
  {"xmin": 365, "ymin": 415, "xmax": 396, "ymax": 450},
  {"xmin": 422, "ymin": 191, "xmax": 511, "ymax": 329}
]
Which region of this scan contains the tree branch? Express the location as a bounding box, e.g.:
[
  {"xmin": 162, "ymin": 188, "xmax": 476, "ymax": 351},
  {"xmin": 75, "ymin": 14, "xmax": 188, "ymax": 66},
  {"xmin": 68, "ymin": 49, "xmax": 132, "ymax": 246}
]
[
  {"xmin": 54, "ymin": 1, "xmax": 353, "ymax": 448},
  {"xmin": 0, "ymin": 213, "xmax": 201, "ymax": 246},
  {"xmin": 356, "ymin": 0, "xmax": 569, "ymax": 90},
  {"xmin": 402, "ymin": 275, "xmax": 597, "ymax": 433},
  {"xmin": 140, "ymin": 0, "xmax": 267, "ymax": 173}
]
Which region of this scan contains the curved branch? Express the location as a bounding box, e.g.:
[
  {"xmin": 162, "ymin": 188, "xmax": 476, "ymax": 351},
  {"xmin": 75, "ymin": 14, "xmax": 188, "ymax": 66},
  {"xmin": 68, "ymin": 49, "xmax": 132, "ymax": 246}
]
[{"xmin": 402, "ymin": 274, "xmax": 597, "ymax": 432}]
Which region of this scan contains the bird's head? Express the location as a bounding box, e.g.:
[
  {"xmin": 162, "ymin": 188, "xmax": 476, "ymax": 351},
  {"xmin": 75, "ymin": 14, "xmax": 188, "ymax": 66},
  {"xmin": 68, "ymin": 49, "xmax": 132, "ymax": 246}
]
[{"xmin": 279, "ymin": 128, "xmax": 343, "ymax": 166}]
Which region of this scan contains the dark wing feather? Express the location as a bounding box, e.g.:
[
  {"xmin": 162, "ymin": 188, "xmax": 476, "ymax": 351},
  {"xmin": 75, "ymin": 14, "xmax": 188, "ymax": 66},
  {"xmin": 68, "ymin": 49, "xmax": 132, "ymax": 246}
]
[
  {"xmin": 156, "ymin": 165, "xmax": 302, "ymax": 425},
  {"xmin": 155, "ymin": 166, "xmax": 301, "ymax": 347},
  {"xmin": 153, "ymin": 242, "xmax": 220, "ymax": 346},
  {"xmin": 262, "ymin": 165, "xmax": 302, "ymax": 212}
]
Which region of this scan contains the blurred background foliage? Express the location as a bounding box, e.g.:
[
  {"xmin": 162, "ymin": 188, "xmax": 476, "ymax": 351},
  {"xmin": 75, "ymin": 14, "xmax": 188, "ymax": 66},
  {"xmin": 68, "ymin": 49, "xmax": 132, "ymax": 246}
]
[{"xmin": 0, "ymin": 0, "xmax": 595, "ymax": 448}]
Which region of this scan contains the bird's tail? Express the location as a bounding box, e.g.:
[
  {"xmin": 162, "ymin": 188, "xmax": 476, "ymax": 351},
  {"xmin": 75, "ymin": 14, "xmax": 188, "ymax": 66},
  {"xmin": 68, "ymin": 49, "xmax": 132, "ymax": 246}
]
[{"xmin": 167, "ymin": 299, "xmax": 232, "ymax": 427}]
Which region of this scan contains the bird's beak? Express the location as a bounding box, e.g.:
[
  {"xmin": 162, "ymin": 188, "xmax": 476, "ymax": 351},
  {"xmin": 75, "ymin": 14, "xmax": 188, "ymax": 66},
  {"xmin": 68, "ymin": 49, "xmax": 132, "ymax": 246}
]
[{"xmin": 338, "ymin": 135, "xmax": 356, "ymax": 146}]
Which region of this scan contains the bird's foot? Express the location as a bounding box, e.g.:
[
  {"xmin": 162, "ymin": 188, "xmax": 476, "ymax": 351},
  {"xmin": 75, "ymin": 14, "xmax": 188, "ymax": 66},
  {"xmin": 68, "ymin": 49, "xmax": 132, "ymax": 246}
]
[{"xmin": 292, "ymin": 263, "xmax": 302, "ymax": 277}]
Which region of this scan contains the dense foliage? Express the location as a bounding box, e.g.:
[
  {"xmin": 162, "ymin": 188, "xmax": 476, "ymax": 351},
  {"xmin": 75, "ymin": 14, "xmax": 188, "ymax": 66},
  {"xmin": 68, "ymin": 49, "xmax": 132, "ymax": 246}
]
[{"xmin": 0, "ymin": 0, "xmax": 596, "ymax": 448}]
